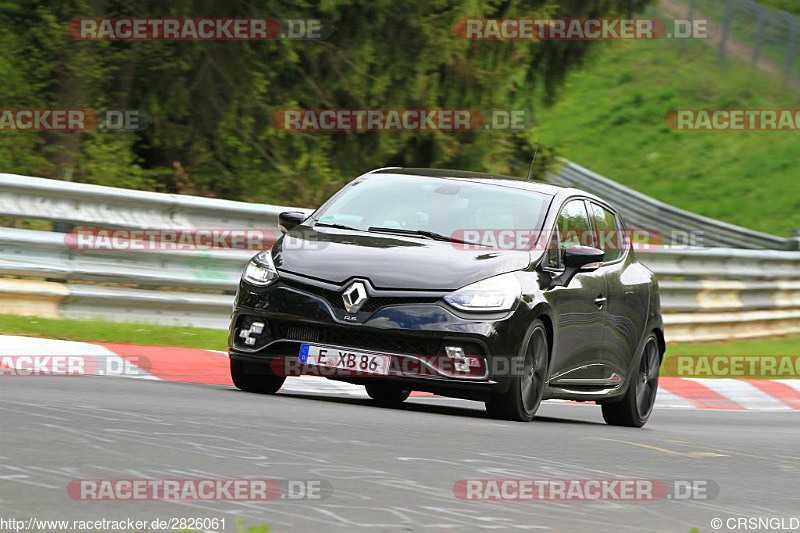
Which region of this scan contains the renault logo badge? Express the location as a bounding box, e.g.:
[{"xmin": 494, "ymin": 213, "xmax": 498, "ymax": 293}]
[{"xmin": 342, "ymin": 281, "xmax": 368, "ymax": 313}]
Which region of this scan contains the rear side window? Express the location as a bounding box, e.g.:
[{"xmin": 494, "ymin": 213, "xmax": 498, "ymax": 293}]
[
  {"xmin": 589, "ymin": 203, "xmax": 623, "ymax": 262},
  {"xmin": 547, "ymin": 199, "xmax": 592, "ymax": 269}
]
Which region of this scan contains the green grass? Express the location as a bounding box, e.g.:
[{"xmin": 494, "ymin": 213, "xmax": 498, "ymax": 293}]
[
  {"xmin": 0, "ymin": 314, "xmax": 227, "ymax": 349},
  {"xmin": 741, "ymin": 0, "xmax": 800, "ymax": 17},
  {"xmin": 2, "ymin": 313, "xmax": 797, "ymax": 359},
  {"xmin": 691, "ymin": 0, "xmax": 800, "ymax": 77},
  {"xmin": 667, "ymin": 334, "xmax": 800, "ymax": 356},
  {"xmin": 537, "ymin": 36, "xmax": 800, "ymax": 237},
  {"xmin": 663, "ymin": 334, "xmax": 800, "ymax": 378}
]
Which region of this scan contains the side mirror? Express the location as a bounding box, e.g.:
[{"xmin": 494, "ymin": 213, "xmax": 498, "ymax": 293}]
[
  {"xmin": 564, "ymin": 245, "xmax": 605, "ymax": 269},
  {"xmin": 278, "ymin": 211, "xmax": 307, "ymax": 234},
  {"xmin": 540, "ymin": 246, "xmax": 605, "ymax": 288}
]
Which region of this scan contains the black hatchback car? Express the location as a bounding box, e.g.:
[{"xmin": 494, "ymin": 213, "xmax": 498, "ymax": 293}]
[{"xmin": 229, "ymin": 168, "xmax": 665, "ymax": 427}]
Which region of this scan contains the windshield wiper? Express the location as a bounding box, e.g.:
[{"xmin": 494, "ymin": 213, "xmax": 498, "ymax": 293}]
[
  {"xmin": 368, "ymin": 226, "xmax": 481, "ymax": 246},
  {"xmin": 314, "ymin": 222, "xmax": 360, "ymax": 231}
]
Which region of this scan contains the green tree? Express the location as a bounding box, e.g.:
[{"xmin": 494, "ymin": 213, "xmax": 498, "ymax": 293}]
[{"xmin": 0, "ymin": 0, "xmax": 654, "ymax": 207}]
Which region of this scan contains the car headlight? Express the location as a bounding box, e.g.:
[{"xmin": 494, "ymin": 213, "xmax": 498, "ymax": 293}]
[
  {"xmin": 444, "ymin": 273, "xmax": 521, "ymax": 312},
  {"xmin": 243, "ymin": 250, "xmax": 278, "ymax": 286}
]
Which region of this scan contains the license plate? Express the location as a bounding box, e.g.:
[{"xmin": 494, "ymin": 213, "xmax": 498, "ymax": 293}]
[{"xmin": 299, "ymin": 344, "xmax": 391, "ymax": 376}]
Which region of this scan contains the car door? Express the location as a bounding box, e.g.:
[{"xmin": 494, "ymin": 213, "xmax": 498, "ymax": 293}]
[
  {"xmin": 544, "ymin": 199, "xmax": 611, "ymax": 384},
  {"xmin": 587, "ymin": 202, "xmax": 647, "ymax": 379}
]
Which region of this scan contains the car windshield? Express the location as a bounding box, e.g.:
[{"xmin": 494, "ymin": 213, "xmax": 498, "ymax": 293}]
[{"xmin": 313, "ymin": 174, "xmax": 551, "ymax": 243}]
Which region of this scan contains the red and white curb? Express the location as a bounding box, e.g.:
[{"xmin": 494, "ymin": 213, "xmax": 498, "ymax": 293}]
[{"xmin": 2, "ymin": 335, "xmax": 799, "ymax": 411}]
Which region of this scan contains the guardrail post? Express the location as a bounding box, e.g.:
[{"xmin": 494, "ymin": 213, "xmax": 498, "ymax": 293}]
[
  {"xmin": 786, "ymin": 16, "xmax": 798, "ymax": 81},
  {"xmin": 720, "ymin": 0, "xmax": 733, "ymax": 61},
  {"xmin": 790, "ymin": 230, "xmax": 800, "ymax": 251},
  {"xmin": 753, "ymin": 5, "xmax": 765, "ymax": 66}
]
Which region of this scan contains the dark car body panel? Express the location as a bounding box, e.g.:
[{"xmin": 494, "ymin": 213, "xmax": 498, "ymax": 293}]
[
  {"xmin": 229, "ymin": 169, "xmax": 664, "ymax": 404},
  {"xmin": 274, "ymin": 229, "xmax": 531, "ymax": 290}
]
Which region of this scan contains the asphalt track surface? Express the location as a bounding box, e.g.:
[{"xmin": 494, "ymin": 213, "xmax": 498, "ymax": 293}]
[{"xmin": 1, "ymin": 376, "xmax": 799, "ymax": 533}]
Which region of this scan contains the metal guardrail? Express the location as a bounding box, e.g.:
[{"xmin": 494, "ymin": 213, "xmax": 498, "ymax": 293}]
[
  {"xmin": 3, "ymin": 226, "xmax": 799, "ymax": 289},
  {"xmin": 2, "ymin": 225, "xmax": 799, "ymax": 341},
  {"xmin": 659, "ymin": 279, "xmax": 800, "ymax": 312},
  {"xmin": 0, "ymin": 172, "xmax": 311, "ymax": 230},
  {"xmin": 62, "ymin": 285, "xmax": 232, "ymax": 330},
  {"xmin": 635, "ymin": 247, "xmax": 800, "ymax": 278},
  {"xmin": 0, "ymin": 227, "xmax": 250, "ymax": 290},
  {"xmin": 1, "ymin": 170, "xmax": 799, "ymax": 341},
  {"xmin": 548, "ymin": 161, "xmax": 795, "ymax": 250},
  {"xmin": 0, "ymin": 278, "xmax": 232, "ymax": 330},
  {"xmin": 4, "ymin": 165, "xmax": 796, "ymax": 250},
  {"xmin": 2, "ymin": 166, "xmax": 793, "ymax": 249}
]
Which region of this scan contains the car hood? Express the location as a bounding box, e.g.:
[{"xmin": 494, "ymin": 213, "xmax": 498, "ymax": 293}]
[{"xmin": 272, "ymin": 227, "xmax": 531, "ymax": 290}]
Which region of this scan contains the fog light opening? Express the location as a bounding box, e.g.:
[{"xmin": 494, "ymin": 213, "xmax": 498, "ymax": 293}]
[
  {"xmin": 445, "ymin": 346, "xmax": 469, "ymax": 373},
  {"xmin": 239, "ymin": 321, "xmax": 266, "ymax": 346}
]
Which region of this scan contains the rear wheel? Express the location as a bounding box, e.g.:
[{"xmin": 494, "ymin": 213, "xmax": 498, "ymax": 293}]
[
  {"xmin": 602, "ymin": 333, "xmax": 661, "ymax": 427},
  {"xmin": 230, "ymin": 359, "xmax": 285, "ymax": 394},
  {"xmin": 485, "ymin": 321, "xmax": 549, "ymax": 422},
  {"xmin": 365, "ymin": 383, "xmax": 411, "ymax": 406}
]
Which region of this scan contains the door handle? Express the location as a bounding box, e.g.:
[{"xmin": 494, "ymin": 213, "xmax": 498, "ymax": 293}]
[{"xmin": 594, "ymin": 295, "xmax": 607, "ymax": 307}]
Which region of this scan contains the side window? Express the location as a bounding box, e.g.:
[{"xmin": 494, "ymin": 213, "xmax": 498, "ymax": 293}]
[
  {"xmin": 589, "ymin": 203, "xmax": 622, "ymax": 262},
  {"xmin": 547, "ymin": 200, "xmax": 592, "ymax": 269}
]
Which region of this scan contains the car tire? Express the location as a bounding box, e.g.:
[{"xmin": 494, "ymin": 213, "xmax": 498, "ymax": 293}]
[
  {"xmin": 365, "ymin": 383, "xmax": 411, "ymax": 406},
  {"xmin": 601, "ymin": 333, "xmax": 661, "ymax": 428},
  {"xmin": 485, "ymin": 320, "xmax": 549, "ymax": 422},
  {"xmin": 230, "ymin": 359, "xmax": 285, "ymax": 394}
]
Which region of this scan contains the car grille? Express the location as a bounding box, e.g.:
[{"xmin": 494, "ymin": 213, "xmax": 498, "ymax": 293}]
[
  {"xmin": 282, "ymin": 279, "xmax": 440, "ymax": 314},
  {"xmin": 272, "ymin": 320, "xmax": 442, "ymax": 356}
]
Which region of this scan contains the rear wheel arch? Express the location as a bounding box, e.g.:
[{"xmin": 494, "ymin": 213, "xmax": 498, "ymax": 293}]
[{"xmin": 601, "ymin": 331, "xmax": 660, "ymax": 427}]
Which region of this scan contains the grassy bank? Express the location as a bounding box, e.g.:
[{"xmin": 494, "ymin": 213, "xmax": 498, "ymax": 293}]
[
  {"xmin": 537, "ymin": 37, "xmax": 800, "ymax": 236},
  {"xmin": 667, "ymin": 334, "xmax": 800, "ymax": 356},
  {"xmin": 0, "ymin": 314, "xmax": 227, "ymax": 349}
]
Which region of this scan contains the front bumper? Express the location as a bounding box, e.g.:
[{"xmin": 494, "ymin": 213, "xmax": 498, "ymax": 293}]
[{"xmin": 228, "ymin": 273, "xmax": 529, "ymax": 400}]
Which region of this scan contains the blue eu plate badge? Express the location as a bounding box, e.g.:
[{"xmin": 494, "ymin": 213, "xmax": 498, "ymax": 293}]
[{"xmin": 298, "ymin": 344, "xmax": 310, "ymax": 363}]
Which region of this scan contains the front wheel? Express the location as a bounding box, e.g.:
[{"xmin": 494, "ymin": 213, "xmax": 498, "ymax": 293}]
[
  {"xmin": 485, "ymin": 321, "xmax": 549, "ymax": 422},
  {"xmin": 365, "ymin": 383, "xmax": 411, "ymax": 406},
  {"xmin": 230, "ymin": 359, "xmax": 285, "ymax": 394},
  {"xmin": 601, "ymin": 333, "xmax": 661, "ymax": 427}
]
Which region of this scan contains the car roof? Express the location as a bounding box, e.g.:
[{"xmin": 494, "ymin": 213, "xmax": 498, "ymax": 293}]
[{"xmin": 366, "ymin": 167, "xmax": 603, "ymax": 203}]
